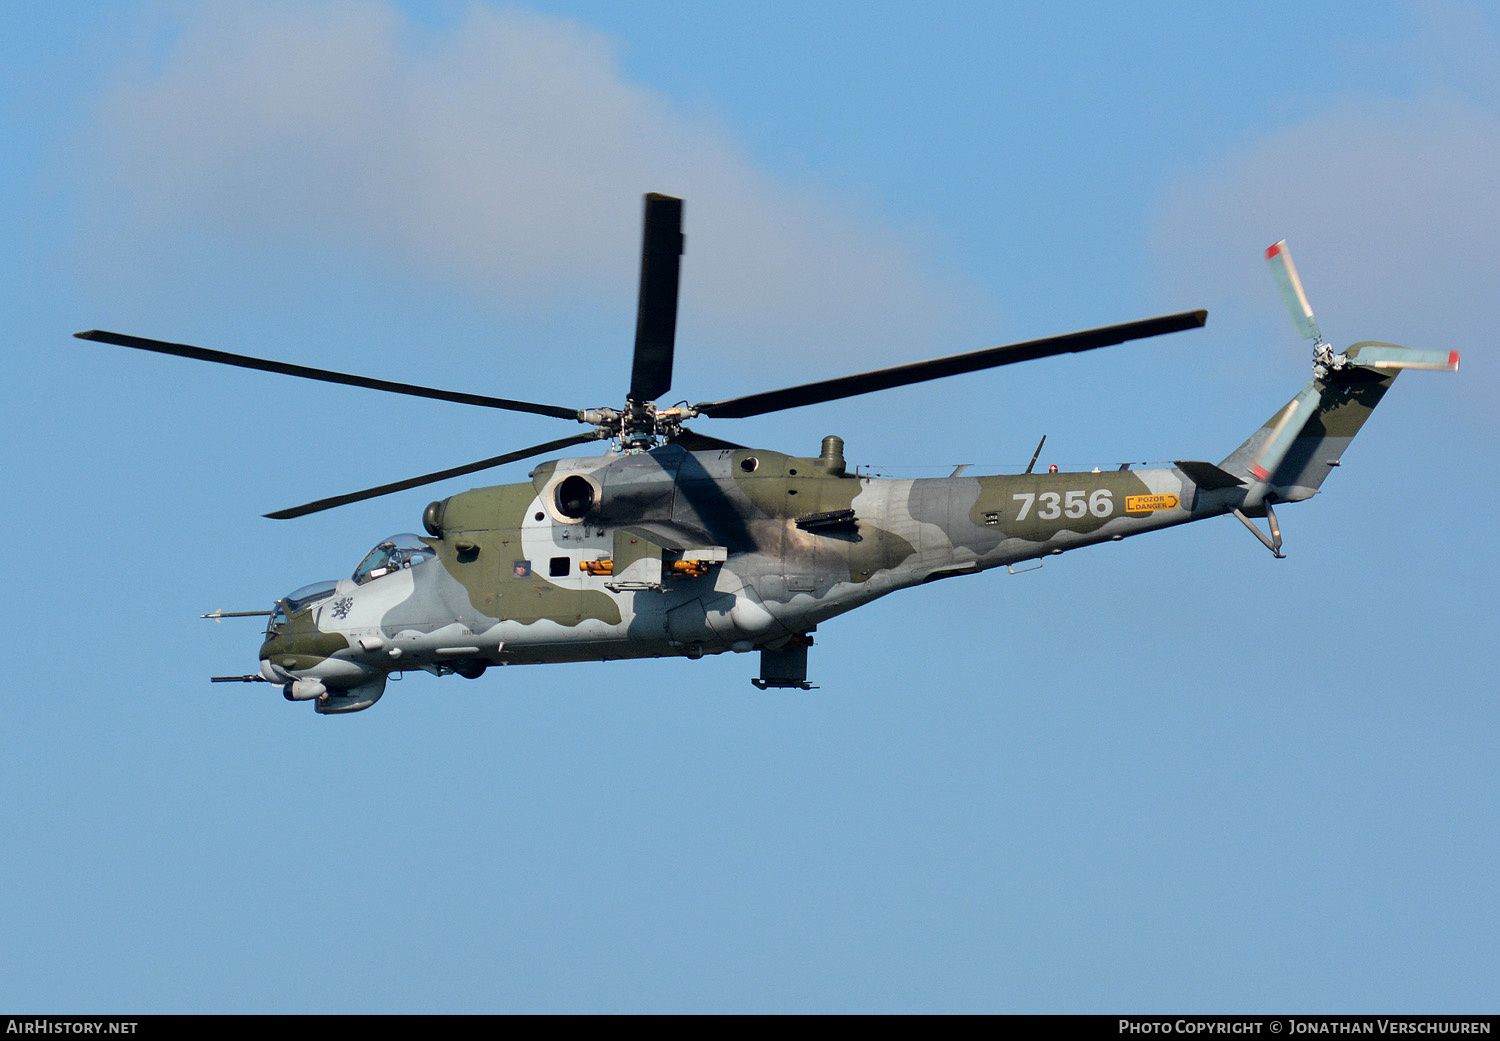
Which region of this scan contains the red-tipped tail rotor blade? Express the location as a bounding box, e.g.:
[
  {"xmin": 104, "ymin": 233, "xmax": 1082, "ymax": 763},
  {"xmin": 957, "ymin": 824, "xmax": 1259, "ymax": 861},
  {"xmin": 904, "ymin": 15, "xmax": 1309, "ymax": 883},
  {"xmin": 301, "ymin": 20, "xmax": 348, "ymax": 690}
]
[
  {"xmin": 1248, "ymin": 381, "xmax": 1321, "ymax": 483},
  {"xmin": 1265, "ymin": 241, "xmax": 1323, "ymax": 343},
  {"xmin": 1344, "ymin": 342, "xmax": 1460, "ymax": 372}
]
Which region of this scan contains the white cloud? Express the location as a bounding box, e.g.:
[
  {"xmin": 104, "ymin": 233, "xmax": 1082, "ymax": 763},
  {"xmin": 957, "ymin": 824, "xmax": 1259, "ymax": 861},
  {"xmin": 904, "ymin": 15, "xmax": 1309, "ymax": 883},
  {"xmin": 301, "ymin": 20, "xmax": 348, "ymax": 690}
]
[
  {"xmin": 1150, "ymin": 5, "xmax": 1500, "ymax": 415},
  {"xmin": 1155, "ymin": 94, "xmax": 1500, "ymax": 327},
  {"xmin": 83, "ymin": 0, "xmax": 991, "ymax": 372}
]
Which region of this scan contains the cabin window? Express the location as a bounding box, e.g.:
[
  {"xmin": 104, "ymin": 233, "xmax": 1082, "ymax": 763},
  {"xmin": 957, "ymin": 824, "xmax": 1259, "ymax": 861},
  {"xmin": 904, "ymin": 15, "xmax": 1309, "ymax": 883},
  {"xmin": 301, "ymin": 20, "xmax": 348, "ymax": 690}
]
[{"xmin": 549, "ymin": 556, "xmax": 570, "ymax": 578}]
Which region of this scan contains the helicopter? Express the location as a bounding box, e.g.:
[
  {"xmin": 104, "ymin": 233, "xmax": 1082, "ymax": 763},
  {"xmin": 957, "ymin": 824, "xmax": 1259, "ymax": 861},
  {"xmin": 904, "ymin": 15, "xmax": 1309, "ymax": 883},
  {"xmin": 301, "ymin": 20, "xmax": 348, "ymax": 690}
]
[{"xmin": 77, "ymin": 194, "xmax": 1458, "ymax": 713}]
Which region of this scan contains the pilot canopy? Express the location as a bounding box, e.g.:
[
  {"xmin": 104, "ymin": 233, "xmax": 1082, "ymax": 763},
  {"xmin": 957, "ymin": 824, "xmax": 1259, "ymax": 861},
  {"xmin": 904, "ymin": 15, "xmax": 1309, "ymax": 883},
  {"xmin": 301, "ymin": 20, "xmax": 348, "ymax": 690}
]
[{"xmin": 353, "ymin": 533, "xmax": 435, "ymax": 586}]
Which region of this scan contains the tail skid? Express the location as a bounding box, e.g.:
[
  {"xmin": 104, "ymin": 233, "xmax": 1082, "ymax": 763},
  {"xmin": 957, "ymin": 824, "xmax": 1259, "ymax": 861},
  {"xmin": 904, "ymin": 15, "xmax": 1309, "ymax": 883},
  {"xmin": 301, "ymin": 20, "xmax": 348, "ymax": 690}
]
[{"xmin": 1232, "ymin": 501, "xmax": 1285, "ymax": 558}]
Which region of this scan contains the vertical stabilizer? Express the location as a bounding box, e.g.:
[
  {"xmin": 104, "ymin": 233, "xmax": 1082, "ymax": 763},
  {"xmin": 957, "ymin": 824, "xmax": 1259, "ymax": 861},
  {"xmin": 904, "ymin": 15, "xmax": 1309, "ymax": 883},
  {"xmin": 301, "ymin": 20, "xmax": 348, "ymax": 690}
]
[{"xmin": 1220, "ymin": 368, "xmax": 1398, "ymax": 502}]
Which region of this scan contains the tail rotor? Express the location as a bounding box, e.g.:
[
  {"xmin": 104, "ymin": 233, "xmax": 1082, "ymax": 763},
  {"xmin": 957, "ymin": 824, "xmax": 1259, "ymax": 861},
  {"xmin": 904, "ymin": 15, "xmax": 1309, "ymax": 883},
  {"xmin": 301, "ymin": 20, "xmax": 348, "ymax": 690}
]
[
  {"xmin": 1248, "ymin": 240, "xmax": 1333, "ymax": 481},
  {"xmin": 1264, "ymin": 239, "xmax": 1459, "ymax": 377},
  {"xmin": 1248, "ymin": 240, "xmax": 1459, "ymax": 485}
]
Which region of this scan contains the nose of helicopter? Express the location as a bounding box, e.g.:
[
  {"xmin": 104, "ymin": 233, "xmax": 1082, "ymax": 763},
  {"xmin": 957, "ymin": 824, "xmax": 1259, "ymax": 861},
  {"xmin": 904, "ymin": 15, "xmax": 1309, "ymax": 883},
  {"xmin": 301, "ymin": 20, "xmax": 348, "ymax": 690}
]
[{"xmin": 256, "ymin": 597, "xmax": 331, "ymax": 684}]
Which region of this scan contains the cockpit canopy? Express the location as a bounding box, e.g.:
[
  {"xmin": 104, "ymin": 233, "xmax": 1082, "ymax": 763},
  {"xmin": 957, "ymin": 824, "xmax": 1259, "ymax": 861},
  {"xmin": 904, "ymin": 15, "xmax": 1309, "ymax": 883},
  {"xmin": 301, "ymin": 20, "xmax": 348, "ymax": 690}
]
[
  {"xmin": 353, "ymin": 533, "xmax": 436, "ymax": 585},
  {"xmin": 285, "ymin": 580, "xmax": 339, "ymax": 613},
  {"xmin": 266, "ymin": 579, "xmax": 339, "ymax": 636}
]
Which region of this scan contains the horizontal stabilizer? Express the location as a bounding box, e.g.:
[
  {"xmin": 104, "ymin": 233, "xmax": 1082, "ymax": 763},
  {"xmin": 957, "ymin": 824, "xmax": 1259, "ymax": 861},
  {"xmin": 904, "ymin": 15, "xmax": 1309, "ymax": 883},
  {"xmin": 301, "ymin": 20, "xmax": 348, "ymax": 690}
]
[
  {"xmin": 1344, "ymin": 342, "xmax": 1459, "ymax": 372},
  {"xmin": 1174, "ymin": 460, "xmax": 1246, "ymax": 490}
]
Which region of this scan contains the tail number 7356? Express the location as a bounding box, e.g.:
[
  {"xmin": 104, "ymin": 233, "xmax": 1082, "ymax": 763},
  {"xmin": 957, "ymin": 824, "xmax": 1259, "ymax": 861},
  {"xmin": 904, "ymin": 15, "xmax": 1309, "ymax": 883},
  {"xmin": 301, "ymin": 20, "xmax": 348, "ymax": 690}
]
[{"xmin": 1013, "ymin": 489, "xmax": 1114, "ymax": 521}]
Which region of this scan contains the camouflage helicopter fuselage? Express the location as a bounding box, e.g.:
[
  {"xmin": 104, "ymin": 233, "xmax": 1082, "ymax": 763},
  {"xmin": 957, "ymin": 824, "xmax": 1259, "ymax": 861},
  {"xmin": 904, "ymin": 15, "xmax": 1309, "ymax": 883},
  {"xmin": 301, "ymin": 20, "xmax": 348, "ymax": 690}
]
[
  {"xmin": 79, "ymin": 202, "xmax": 1451, "ymax": 716},
  {"xmin": 258, "ymin": 367, "xmax": 1397, "ymax": 712}
]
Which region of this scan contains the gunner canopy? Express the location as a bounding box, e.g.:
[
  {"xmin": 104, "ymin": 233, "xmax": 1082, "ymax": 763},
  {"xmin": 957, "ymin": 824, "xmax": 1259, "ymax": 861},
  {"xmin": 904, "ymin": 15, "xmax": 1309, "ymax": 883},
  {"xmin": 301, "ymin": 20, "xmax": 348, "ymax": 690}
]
[{"xmin": 265, "ymin": 579, "xmax": 338, "ymax": 636}]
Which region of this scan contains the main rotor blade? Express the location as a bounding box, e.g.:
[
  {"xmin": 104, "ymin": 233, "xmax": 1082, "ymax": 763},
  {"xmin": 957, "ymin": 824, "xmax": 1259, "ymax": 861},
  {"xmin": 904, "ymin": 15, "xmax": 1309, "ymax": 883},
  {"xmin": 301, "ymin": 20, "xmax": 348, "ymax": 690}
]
[
  {"xmin": 628, "ymin": 193, "xmax": 685, "ymax": 402},
  {"xmin": 692, "ymin": 310, "xmax": 1208, "ymax": 419},
  {"xmin": 264, "ymin": 432, "xmax": 605, "ymax": 520},
  {"xmin": 75, "ymin": 330, "xmax": 581, "ymax": 420}
]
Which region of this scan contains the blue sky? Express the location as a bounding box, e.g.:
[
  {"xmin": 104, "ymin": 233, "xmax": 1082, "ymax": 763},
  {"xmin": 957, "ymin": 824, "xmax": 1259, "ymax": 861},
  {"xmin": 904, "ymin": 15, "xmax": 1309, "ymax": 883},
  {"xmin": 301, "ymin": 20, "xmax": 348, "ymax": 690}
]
[{"xmin": 3, "ymin": 0, "xmax": 1496, "ymax": 1013}]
